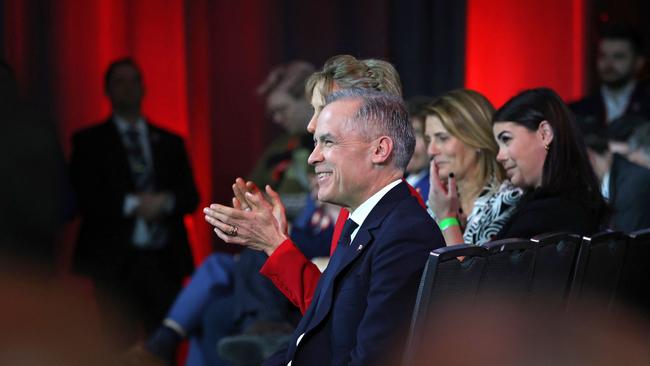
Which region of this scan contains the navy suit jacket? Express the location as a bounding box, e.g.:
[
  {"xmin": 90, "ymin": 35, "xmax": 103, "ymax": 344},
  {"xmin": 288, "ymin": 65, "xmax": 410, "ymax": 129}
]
[{"xmin": 272, "ymin": 182, "xmax": 443, "ymax": 366}]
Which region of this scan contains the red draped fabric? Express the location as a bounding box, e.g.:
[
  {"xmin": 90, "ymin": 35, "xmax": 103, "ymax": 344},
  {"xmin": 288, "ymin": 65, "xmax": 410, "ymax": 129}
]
[
  {"xmin": 48, "ymin": 0, "xmax": 215, "ymax": 264},
  {"xmin": 207, "ymin": 1, "xmax": 276, "ymax": 211},
  {"xmin": 466, "ymin": 0, "xmax": 586, "ymax": 107},
  {"xmin": 3, "ymin": 0, "xmax": 587, "ymax": 267},
  {"xmin": 3, "ymin": 0, "xmax": 29, "ymax": 96}
]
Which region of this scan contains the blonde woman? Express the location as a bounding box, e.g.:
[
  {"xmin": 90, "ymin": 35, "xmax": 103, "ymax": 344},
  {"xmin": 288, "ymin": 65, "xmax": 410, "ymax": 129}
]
[
  {"xmin": 426, "ymin": 89, "xmax": 522, "ymax": 245},
  {"xmin": 305, "ymin": 55, "xmax": 401, "ymax": 132}
]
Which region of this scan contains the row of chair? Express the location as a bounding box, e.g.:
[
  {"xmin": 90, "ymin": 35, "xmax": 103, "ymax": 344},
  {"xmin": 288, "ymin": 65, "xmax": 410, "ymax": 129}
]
[{"xmin": 403, "ymin": 229, "xmax": 650, "ymax": 364}]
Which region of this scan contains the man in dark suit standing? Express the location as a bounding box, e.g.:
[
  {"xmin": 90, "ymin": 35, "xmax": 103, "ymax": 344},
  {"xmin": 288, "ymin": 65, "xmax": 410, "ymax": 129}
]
[
  {"xmin": 70, "ymin": 58, "xmax": 198, "ymax": 341},
  {"xmin": 570, "ymin": 25, "xmax": 650, "ymax": 128},
  {"xmin": 206, "ymin": 88, "xmax": 444, "ymax": 365}
]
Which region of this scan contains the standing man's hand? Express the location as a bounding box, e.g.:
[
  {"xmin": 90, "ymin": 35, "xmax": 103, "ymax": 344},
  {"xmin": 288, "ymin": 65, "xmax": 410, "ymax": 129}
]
[{"xmin": 136, "ymin": 192, "xmax": 172, "ymax": 221}]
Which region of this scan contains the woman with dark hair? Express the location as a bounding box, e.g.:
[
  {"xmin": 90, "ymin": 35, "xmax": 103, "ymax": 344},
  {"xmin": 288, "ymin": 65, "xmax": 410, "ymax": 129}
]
[{"xmin": 492, "ymin": 88, "xmax": 606, "ymax": 238}]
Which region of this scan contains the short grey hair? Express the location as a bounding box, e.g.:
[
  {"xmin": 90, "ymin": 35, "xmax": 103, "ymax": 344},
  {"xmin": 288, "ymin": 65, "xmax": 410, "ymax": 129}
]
[
  {"xmin": 325, "ymin": 88, "xmax": 415, "ymax": 171},
  {"xmin": 628, "ymin": 124, "xmax": 650, "ymax": 160}
]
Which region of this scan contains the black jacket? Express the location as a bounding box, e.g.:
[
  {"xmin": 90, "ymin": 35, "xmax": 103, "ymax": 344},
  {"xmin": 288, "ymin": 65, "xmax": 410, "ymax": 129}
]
[
  {"xmin": 70, "ymin": 117, "xmax": 198, "ymax": 279},
  {"xmin": 496, "ymin": 190, "xmax": 603, "ymax": 239},
  {"xmin": 570, "ymin": 81, "xmax": 650, "ymax": 127}
]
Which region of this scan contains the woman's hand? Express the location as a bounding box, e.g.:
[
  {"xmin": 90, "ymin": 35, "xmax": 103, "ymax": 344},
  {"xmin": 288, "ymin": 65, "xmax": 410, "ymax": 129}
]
[{"xmin": 428, "ymin": 162, "xmax": 460, "ymax": 220}]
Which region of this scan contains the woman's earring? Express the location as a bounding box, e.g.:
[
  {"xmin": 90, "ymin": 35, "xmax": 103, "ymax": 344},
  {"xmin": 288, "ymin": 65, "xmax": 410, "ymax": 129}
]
[{"xmin": 544, "ymin": 144, "xmax": 550, "ymax": 151}]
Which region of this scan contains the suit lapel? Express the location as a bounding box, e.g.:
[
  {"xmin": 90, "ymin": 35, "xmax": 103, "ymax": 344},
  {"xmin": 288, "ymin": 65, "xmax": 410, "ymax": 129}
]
[{"xmin": 300, "ymin": 182, "xmax": 411, "ymax": 335}]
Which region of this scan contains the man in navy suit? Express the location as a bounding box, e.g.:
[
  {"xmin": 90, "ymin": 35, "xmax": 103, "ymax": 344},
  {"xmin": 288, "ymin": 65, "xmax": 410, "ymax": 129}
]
[
  {"xmin": 70, "ymin": 58, "xmax": 198, "ymax": 342},
  {"xmin": 218, "ymin": 88, "xmax": 444, "ymax": 365}
]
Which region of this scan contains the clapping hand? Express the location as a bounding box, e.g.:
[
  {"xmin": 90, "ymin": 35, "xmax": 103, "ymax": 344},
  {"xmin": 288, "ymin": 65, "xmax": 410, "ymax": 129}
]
[{"xmin": 203, "ymin": 178, "xmax": 289, "ymax": 256}]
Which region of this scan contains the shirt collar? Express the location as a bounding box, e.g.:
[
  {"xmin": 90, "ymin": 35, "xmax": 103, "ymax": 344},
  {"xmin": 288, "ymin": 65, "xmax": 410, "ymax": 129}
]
[
  {"xmin": 113, "ymin": 114, "xmax": 147, "ymax": 134},
  {"xmin": 348, "ymin": 179, "xmax": 402, "ymax": 228},
  {"xmin": 601, "ymin": 80, "xmax": 636, "ymax": 101}
]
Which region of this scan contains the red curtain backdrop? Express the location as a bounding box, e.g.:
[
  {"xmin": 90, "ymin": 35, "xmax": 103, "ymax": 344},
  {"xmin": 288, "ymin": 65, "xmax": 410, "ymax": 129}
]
[
  {"xmin": 2, "ymin": 0, "xmax": 278, "ymax": 266},
  {"xmin": 3, "ymin": 0, "xmax": 29, "ymax": 97},
  {"xmin": 465, "ymin": 0, "xmax": 586, "ymax": 107},
  {"xmin": 49, "ymin": 0, "xmax": 215, "ymax": 264},
  {"xmin": 3, "ymin": 0, "xmax": 588, "ymax": 267},
  {"xmin": 207, "ymin": 1, "xmax": 276, "ymax": 214}
]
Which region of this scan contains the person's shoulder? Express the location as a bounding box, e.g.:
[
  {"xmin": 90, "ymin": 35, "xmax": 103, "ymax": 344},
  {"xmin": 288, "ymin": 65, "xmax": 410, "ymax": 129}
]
[
  {"xmin": 376, "ymin": 200, "xmax": 440, "ymax": 251},
  {"xmin": 614, "ymin": 155, "xmax": 650, "ymax": 187},
  {"xmin": 512, "ymin": 192, "xmax": 600, "ymax": 234},
  {"xmin": 146, "ymin": 122, "xmax": 180, "ymax": 137},
  {"xmin": 517, "ymin": 193, "xmax": 577, "ymax": 214},
  {"xmin": 522, "ymin": 190, "xmax": 602, "ymax": 222},
  {"xmin": 569, "ymin": 92, "xmax": 601, "ymax": 110},
  {"xmin": 146, "ymin": 122, "xmax": 185, "ymax": 143},
  {"xmin": 72, "ymin": 119, "xmax": 113, "ymax": 142},
  {"xmin": 368, "ymin": 182, "xmax": 430, "ymax": 223},
  {"xmin": 394, "ymin": 192, "xmax": 432, "ymax": 218},
  {"xmin": 385, "ymin": 189, "xmax": 437, "ymax": 232}
]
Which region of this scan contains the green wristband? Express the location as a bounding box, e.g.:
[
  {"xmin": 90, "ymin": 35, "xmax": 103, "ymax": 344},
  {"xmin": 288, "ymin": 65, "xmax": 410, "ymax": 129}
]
[{"xmin": 438, "ymin": 217, "xmax": 460, "ymax": 231}]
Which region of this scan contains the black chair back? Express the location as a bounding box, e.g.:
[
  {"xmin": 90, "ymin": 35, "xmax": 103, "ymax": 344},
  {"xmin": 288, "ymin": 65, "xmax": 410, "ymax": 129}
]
[
  {"xmin": 618, "ymin": 229, "xmax": 650, "ymax": 314},
  {"xmin": 478, "ymin": 238, "xmax": 537, "ymax": 301},
  {"xmin": 403, "ymin": 244, "xmax": 487, "ymax": 366},
  {"xmin": 529, "ymin": 232, "xmax": 583, "ymax": 304},
  {"xmin": 570, "ymin": 231, "xmax": 627, "ymax": 309}
]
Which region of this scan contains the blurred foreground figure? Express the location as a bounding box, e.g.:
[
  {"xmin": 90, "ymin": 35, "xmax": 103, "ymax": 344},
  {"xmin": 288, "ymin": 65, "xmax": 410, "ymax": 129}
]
[
  {"xmin": 0, "ymin": 60, "xmax": 64, "ymax": 270},
  {"xmin": 398, "ymin": 297, "xmax": 650, "ymax": 366},
  {"xmin": 0, "ymin": 270, "xmax": 125, "ymax": 366},
  {"xmin": 0, "ymin": 61, "xmax": 120, "ymax": 359}
]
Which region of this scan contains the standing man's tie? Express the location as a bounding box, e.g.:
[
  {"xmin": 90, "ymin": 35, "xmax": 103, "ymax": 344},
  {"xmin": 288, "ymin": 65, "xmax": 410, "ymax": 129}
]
[{"xmin": 125, "ymin": 126, "xmax": 152, "ymax": 191}]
